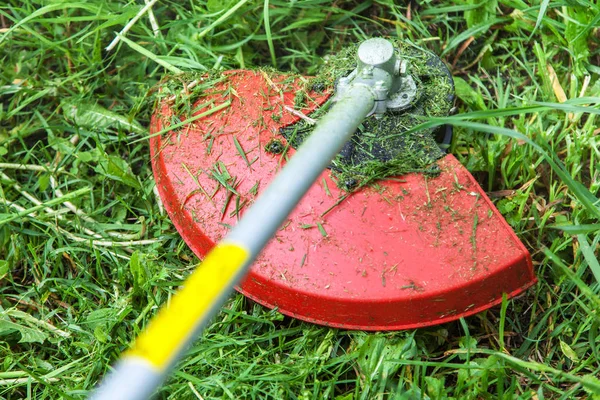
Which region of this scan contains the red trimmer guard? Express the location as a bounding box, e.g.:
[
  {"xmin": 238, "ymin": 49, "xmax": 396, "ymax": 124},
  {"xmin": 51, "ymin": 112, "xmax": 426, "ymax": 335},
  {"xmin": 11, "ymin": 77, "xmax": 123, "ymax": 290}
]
[{"xmin": 150, "ymin": 71, "xmax": 536, "ymax": 330}]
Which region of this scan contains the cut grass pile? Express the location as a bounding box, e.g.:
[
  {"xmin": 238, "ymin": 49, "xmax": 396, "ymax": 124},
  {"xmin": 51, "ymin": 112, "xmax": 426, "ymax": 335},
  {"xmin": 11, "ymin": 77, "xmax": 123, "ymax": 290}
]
[{"xmin": 1, "ymin": 0, "xmax": 600, "ymax": 399}]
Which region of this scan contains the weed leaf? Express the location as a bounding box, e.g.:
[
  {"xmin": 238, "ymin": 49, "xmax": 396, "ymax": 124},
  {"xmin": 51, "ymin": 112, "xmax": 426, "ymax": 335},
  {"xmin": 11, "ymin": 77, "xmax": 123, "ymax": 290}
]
[
  {"xmin": 0, "ymin": 318, "xmax": 48, "ymax": 344},
  {"xmin": 62, "ymin": 100, "xmax": 144, "ymax": 134},
  {"xmin": 95, "ymin": 154, "xmax": 141, "ymax": 189}
]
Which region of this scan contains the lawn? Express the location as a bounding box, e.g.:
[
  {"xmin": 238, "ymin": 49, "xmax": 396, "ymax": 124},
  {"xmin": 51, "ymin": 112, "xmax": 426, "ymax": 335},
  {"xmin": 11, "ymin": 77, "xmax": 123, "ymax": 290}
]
[{"xmin": 1, "ymin": 0, "xmax": 600, "ymax": 399}]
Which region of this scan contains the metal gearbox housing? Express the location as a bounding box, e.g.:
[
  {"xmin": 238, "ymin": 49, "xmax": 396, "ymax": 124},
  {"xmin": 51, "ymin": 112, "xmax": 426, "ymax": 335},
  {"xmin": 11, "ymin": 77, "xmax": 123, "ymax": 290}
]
[{"xmin": 333, "ymin": 38, "xmax": 418, "ymax": 116}]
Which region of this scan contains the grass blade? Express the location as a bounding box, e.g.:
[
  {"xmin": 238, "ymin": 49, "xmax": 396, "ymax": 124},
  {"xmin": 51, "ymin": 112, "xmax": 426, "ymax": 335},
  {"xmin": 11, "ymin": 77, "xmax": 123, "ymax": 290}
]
[
  {"xmin": 139, "ymin": 101, "xmax": 231, "ymax": 143},
  {"xmin": 105, "ymin": 0, "xmax": 159, "ymax": 51},
  {"xmin": 543, "ymin": 247, "xmax": 600, "ymax": 313},
  {"xmin": 0, "ymin": 2, "xmax": 99, "ymax": 43},
  {"xmin": 116, "ymin": 33, "xmax": 182, "ymax": 74},
  {"xmin": 531, "ymin": 0, "xmax": 551, "ymax": 37},
  {"xmin": 263, "ymin": 0, "xmax": 277, "ymax": 67},
  {"xmin": 196, "ymin": 0, "xmax": 251, "ymax": 40},
  {"xmin": 549, "ymin": 224, "xmax": 600, "ymax": 234},
  {"xmin": 577, "ymin": 234, "xmax": 600, "ymax": 284},
  {"xmin": 0, "ymin": 187, "xmax": 91, "ymax": 227}
]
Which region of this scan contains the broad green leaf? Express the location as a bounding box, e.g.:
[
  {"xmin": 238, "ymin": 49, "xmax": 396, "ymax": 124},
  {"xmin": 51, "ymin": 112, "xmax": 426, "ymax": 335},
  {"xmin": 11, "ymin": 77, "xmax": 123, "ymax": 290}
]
[
  {"xmin": 497, "ymin": 198, "xmax": 518, "ymax": 214},
  {"xmin": 86, "ymin": 308, "xmax": 119, "ymax": 330},
  {"xmin": 38, "ymin": 174, "xmax": 50, "ymax": 191},
  {"xmin": 95, "ymin": 154, "xmax": 141, "ymax": 189},
  {"xmin": 0, "ymin": 319, "xmax": 48, "ymax": 344},
  {"xmin": 62, "ymin": 100, "xmax": 144, "ymax": 134},
  {"xmin": 48, "ymin": 135, "xmax": 75, "ymax": 154},
  {"xmin": 560, "ymin": 340, "xmax": 580, "ymax": 362},
  {"xmin": 458, "ymin": 336, "xmax": 478, "ymax": 361},
  {"xmin": 0, "ymin": 260, "xmax": 8, "ymax": 279},
  {"xmin": 77, "ymin": 148, "xmax": 102, "ymax": 163},
  {"xmin": 130, "ymin": 251, "xmax": 147, "ymax": 290},
  {"xmin": 94, "ymin": 325, "xmax": 110, "ymax": 344},
  {"xmin": 465, "ymin": 0, "xmax": 497, "ymax": 29},
  {"xmin": 207, "ymin": 0, "xmax": 236, "ymax": 13},
  {"xmin": 425, "ymin": 376, "xmax": 445, "ymax": 398}
]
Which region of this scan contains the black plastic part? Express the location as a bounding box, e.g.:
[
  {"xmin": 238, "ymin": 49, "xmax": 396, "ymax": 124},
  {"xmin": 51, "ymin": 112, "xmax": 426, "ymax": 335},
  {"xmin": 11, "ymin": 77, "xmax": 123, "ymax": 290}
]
[{"xmin": 437, "ymin": 125, "xmax": 454, "ymax": 152}]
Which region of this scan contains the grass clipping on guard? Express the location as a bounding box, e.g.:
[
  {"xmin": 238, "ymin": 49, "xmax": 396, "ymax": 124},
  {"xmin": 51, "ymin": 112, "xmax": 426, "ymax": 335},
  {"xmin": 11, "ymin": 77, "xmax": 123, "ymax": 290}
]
[{"xmin": 281, "ymin": 40, "xmax": 455, "ymax": 191}]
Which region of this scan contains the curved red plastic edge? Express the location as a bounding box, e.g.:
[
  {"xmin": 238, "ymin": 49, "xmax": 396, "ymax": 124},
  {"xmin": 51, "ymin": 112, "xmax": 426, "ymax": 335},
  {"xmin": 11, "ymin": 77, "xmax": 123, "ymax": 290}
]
[{"xmin": 149, "ymin": 70, "xmax": 536, "ymax": 330}]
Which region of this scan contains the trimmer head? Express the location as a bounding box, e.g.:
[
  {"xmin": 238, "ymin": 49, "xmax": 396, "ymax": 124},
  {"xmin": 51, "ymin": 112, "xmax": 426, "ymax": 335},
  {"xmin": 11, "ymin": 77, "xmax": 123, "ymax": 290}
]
[{"xmin": 150, "ymin": 44, "xmax": 535, "ymax": 330}]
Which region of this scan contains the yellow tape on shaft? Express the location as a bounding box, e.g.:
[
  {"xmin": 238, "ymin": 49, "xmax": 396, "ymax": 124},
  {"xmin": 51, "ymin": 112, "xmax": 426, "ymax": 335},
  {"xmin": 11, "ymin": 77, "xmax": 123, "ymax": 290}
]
[{"xmin": 125, "ymin": 243, "xmax": 249, "ymax": 370}]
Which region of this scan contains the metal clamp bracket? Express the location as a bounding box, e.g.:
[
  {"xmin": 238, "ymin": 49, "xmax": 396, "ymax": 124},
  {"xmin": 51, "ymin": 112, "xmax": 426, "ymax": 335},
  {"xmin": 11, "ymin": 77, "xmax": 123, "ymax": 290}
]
[{"xmin": 333, "ymin": 38, "xmax": 417, "ymax": 117}]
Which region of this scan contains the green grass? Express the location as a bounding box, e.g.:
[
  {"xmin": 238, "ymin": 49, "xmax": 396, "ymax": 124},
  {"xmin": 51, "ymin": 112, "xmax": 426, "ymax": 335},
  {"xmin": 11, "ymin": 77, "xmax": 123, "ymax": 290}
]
[{"xmin": 1, "ymin": 0, "xmax": 600, "ymax": 398}]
